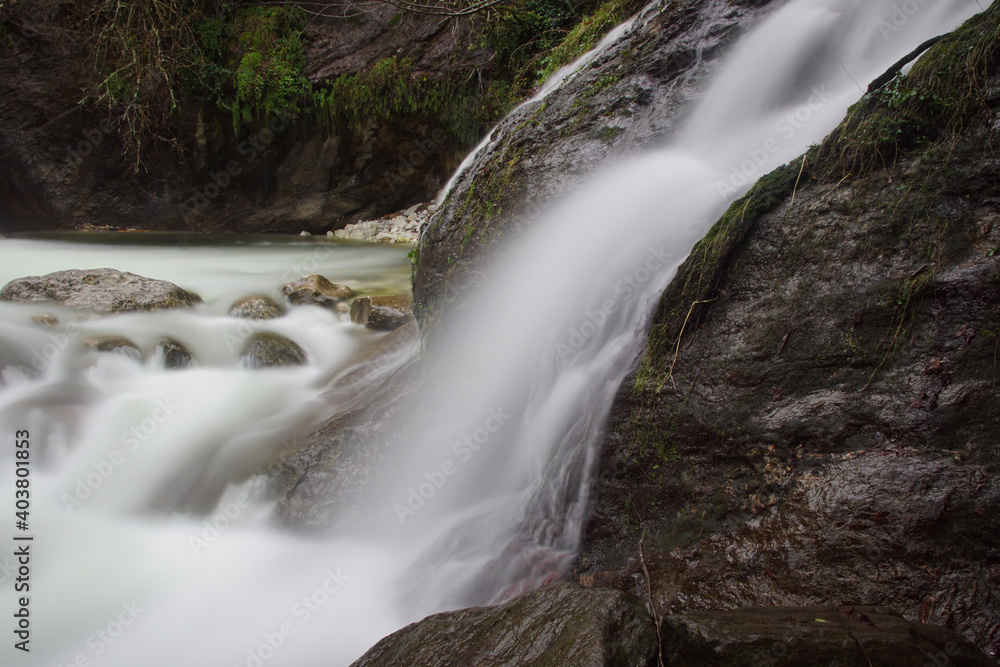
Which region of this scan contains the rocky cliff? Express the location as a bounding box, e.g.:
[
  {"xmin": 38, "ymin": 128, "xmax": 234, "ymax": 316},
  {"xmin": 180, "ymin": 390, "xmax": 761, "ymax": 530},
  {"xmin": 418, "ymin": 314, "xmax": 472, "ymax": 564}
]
[{"xmin": 0, "ymin": 0, "xmax": 556, "ymax": 233}]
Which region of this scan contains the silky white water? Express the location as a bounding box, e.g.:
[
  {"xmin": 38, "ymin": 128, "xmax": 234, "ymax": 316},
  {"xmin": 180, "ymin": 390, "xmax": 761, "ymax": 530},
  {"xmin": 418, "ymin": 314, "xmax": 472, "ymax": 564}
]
[{"xmin": 0, "ymin": 1, "xmax": 990, "ymax": 665}]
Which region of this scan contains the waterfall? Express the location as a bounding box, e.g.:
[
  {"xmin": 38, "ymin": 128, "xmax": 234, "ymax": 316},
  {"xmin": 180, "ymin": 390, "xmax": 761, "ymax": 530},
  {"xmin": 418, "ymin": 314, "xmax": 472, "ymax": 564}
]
[{"xmin": 0, "ymin": 1, "xmax": 989, "ymax": 665}]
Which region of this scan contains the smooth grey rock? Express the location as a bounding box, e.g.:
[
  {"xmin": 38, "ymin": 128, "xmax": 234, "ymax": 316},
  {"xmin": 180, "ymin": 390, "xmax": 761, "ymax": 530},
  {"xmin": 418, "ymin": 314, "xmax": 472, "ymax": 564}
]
[{"xmin": 0, "ymin": 269, "xmax": 201, "ymax": 314}]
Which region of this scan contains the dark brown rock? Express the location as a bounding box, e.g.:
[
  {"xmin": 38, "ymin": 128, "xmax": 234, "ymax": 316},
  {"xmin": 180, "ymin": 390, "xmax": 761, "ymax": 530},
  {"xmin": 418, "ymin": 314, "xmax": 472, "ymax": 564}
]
[
  {"xmin": 155, "ymin": 339, "xmax": 195, "ymax": 369},
  {"xmin": 660, "ymin": 606, "xmax": 995, "ymax": 666},
  {"xmin": 350, "ymin": 294, "xmax": 413, "ymax": 330},
  {"xmin": 282, "ymin": 275, "xmax": 355, "ymax": 310}
]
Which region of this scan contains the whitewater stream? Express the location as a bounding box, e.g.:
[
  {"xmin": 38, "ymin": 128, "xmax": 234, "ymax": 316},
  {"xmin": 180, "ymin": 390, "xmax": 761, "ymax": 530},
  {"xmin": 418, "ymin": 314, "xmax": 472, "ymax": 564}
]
[{"xmin": 0, "ymin": 0, "xmax": 990, "ymax": 665}]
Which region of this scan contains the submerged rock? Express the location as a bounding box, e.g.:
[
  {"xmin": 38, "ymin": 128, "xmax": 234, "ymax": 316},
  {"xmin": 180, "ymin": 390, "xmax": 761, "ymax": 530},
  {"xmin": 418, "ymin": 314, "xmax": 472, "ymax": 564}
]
[
  {"xmin": 0, "ymin": 269, "xmax": 202, "ymax": 314},
  {"xmin": 350, "ymin": 583, "xmax": 657, "ymax": 667},
  {"xmin": 81, "ymin": 336, "xmax": 142, "ymax": 361},
  {"xmin": 229, "ymin": 295, "xmax": 283, "ymax": 320},
  {"xmin": 31, "ymin": 313, "xmax": 58, "ymax": 326},
  {"xmin": 349, "ymin": 294, "xmax": 413, "ymax": 330},
  {"xmin": 155, "ymin": 339, "xmax": 195, "ymax": 370},
  {"xmin": 660, "ymin": 606, "xmax": 995, "ymax": 666},
  {"xmin": 282, "ymin": 275, "xmax": 355, "ymax": 310},
  {"xmin": 240, "ymin": 333, "xmax": 306, "ymax": 369}
]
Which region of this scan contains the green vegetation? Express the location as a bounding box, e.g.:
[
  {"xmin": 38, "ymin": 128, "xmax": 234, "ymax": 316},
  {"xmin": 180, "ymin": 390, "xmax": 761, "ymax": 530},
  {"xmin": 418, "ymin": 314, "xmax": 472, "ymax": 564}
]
[
  {"xmin": 485, "ymin": 0, "xmax": 577, "ymax": 89},
  {"xmin": 818, "ymin": 2, "xmax": 1000, "ymax": 178},
  {"xmin": 43, "ymin": 0, "xmax": 645, "ymax": 169},
  {"xmin": 532, "ymin": 0, "xmax": 636, "ymax": 85},
  {"xmin": 82, "ymin": 0, "xmax": 205, "ymax": 167},
  {"xmin": 200, "ymin": 5, "xmax": 311, "ymax": 131},
  {"xmin": 314, "ymin": 58, "xmax": 500, "ymax": 146}
]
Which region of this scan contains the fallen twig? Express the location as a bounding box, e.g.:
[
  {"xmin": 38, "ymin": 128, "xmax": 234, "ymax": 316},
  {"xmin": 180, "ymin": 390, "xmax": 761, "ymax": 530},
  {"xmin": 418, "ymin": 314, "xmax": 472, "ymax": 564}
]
[{"xmin": 638, "ymin": 531, "xmax": 665, "ymax": 667}]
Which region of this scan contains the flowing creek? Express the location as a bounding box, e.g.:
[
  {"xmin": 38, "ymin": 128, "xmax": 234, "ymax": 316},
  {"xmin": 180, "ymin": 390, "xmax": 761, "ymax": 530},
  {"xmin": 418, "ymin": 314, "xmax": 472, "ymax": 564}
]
[{"xmin": 0, "ymin": 1, "xmax": 991, "ymax": 664}]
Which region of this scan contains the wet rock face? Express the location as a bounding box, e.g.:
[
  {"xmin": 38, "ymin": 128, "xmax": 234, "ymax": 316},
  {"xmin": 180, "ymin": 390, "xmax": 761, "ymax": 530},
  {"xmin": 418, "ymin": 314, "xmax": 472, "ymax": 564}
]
[
  {"xmin": 660, "ymin": 606, "xmax": 996, "ymax": 667},
  {"xmin": 618, "ymin": 451, "xmax": 1000, "ymax": 655},
  {"xmin": 579, "ymin": 59, "xmax": 1000, "ymax": 657},
  {"xmin": 413, "ymin": 0, "xmax": 776, "ymax": 332},
  {"xmin": 0, "ymin": 269, "xmax": 202, "ymax": 313},
  {"xmin": 350, "ymin": 583, "xmax": 658, "ymax": 667}
]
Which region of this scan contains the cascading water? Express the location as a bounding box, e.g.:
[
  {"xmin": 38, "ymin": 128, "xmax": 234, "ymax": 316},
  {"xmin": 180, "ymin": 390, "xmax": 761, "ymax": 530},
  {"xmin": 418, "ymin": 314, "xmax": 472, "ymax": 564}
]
[{"xmin": 0, "ymin": 1, "xmax": 990, "ymax": 665}]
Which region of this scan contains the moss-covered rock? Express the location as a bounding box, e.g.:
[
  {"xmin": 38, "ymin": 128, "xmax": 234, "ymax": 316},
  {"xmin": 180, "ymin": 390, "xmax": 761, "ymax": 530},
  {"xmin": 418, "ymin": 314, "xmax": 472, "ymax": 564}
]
[{"xmin": 579, "ymin": 5, "xmax": 1000, "ymax": 657}]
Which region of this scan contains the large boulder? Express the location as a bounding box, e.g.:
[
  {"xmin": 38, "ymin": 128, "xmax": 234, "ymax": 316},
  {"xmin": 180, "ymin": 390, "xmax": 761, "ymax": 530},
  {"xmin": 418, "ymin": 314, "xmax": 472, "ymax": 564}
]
[
  {"xmin": 350, "ymin": 583, "xmax": 658, "ymax": 667},
  {"xmin": 580, "ymin": 9, "xmax": 1000, "ymax": 658},
  {"xmin": 0, "ymin": 269, "xmax": 201, "ymax": 314},
  {"xmin": 660, "ymin": 606, "xmax": 995, "ymax": 666},
  {"xmin": 350, "ymin": 294, "xmax": 413, "ymax": 330}
]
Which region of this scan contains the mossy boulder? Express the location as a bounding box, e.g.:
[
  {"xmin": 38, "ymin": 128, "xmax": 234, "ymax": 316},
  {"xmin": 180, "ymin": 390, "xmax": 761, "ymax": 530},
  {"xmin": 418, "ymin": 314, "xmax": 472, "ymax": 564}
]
[
  {"xmin": 413, "ymin": 0, "xmax": 781, "ymax": 336},
  {"xmin": 579, "ymin": 6, "xmax": 1000, "ymax": 657}
]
